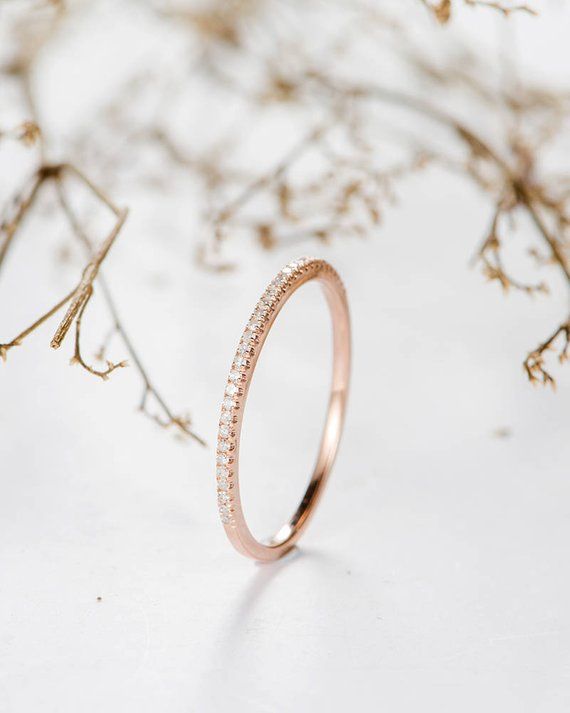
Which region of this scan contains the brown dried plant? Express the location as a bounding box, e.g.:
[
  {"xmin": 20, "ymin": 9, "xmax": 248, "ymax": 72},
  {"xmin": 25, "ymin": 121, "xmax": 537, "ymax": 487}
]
[
  {"xmin": 1, "ymin": 0, "xmax": 569, "ymax": 448},
  {"xmin": 0, "ymin": 3, "xmax": 204, "ymax": 444},
  {"xmin": 421, "ymin": 0, "xmax": 537, "ymax": 24},
  {"xmin": 0, "ymin": 160, "xmax": 205, "ymax": 444},
  {"xmin": 147, "ymin": 1, "xmax": 564, "ymax": 388},
  {"xmin": 196, "ymin": 0, "xmax": 570, "ymax": 386},
  {"xmin": 179, "ymin": 0, "xmax": 567, "ymax": 387}
]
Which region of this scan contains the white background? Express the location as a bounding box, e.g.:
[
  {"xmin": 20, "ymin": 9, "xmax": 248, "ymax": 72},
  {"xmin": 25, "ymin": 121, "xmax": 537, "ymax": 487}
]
[{"xmin": 1, "ymin": 1, "xmax": 570, "ymax": 711}]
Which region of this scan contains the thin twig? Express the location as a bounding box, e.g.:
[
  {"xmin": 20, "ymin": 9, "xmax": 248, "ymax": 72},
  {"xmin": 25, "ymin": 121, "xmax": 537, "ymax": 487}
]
[
  {"xmin": 0, "ymin": 170, "xmax": 45, "ymax": 273},
  {"xmin": 54, "ymin": 178, "xmax": 206, "ymax": 446},
  {"xmin": 213, "ymin": 125, "xmax": 326, "ymax": 242},
  {"xmin": 524, "ymin": 321, "xmax": 570, "ymax": 387},
  {"xmin": 0, "ymin": 289, "xmax": 74, "ymax": 362},
  {"xmin": 50, "ymin": 206, "xmax": 128, "ymax": 349}
]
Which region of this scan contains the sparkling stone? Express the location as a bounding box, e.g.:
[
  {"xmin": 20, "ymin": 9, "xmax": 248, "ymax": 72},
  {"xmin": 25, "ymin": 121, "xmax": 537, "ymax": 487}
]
[
  {"xmin": 229, "ymin": 370, "xmax": 240, "ymax": 382},
  {"xmin": 218, "ymin": 440, "xmax": 230, "ymax": 453},
  {"xmin": 218, "ymin": 478, "xmax": 229, "ymax": 491},
  {"xmin": 238, "ymin": 342, "xmax": 250, "ymax": 355},
  {"xmin": 234, "ymin": 356, "xmax": 247, "ymax": 368},
  {"xmin": 225, "ymin": 383, "xmax": 238, "ymax": 396},
  {"xmin": 216, "ymin": 454, "xmax": 229, "ymax": 465},
  {"xmin": 218, "ymin": 492, "xmax": 230, "ymax": 505},
  {"xmin": 219, "ymin": 425, "xmax": 230, "ymax": 438},
  {"xmin": 219, "ymin": 505, "xmax": 230, "ymax": 517},
  {"xmin": 216, "ymin": 466, "xmax": 228, "ymax": 479},
  {"xmin": 220, "ymin": 411, "xmax": 232, "ymax": 424},
  {"xmin": 220, "ymin": 513, "xmax": 230, "ymax": 524},
  {"xmin": 222, "ymin": 397, "xmax": 235, "ymax": 410}
]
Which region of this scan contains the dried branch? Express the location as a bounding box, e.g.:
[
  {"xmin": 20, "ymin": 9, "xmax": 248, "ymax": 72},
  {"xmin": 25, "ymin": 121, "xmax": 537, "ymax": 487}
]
[
  {"xmin": 421, "ymin": 0, "xmax": 536, "ymax": 23},
  {"xmin": 1, "ymin": 0, "xmax": 205, "ymax": 445},
  {"xmin": 420, "ymin": 0, "xmax": 451, "ymax": 24},
  {"xmin": 0, "ymin": 161, "xmax": 204, "ymax": 445},
  {"xmin": 304, "ymin": 71, "xmax": 570, "ymax": 383},
  {"xmin": 199, "ymin": 51, "xmax": 570, "ymax": 385},
  {"xmin": 464, "ymin": 0, "xmax": 537, "ymax": 17},
  {"xmin": 524, "ymin": 322, "xmax": 570, "ymax": 387},
  {"xmin": 0, "ymin": 289, "xmax": 74, "ymax": 363},
  {"xmin": 53, "ymin": 179, "xmax": 206, "ymax": 446},
  {"xmin": 475, "ymin": 198, "xmax": 548, "ymax": 295},
  {"xmin": 212, "ymin": 125, "xmax": 326, "ymax": 244},
  {"xmin": 68, "ymin": 291, "xmax": 128, "ymax": 380},
  {"xmin": 0, "ymin": 168, "xmax": 45, "ymax": 272},
  {"xmin": 50, "ymin": 206, "xmax": 127, "ymax": 350},
  {"xmin": 3, "ymin": 0, "xmax": 569, "ymax": 437},
  {"xmin": 0, "ymin": 165, "xmax": 128, "ymax": 373}
]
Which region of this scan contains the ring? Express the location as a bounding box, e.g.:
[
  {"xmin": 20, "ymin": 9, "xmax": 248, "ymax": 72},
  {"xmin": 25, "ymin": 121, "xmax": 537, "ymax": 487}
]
[{"xmin": 215, "ymin": 257, "xmax": 351, "ymax": 561}]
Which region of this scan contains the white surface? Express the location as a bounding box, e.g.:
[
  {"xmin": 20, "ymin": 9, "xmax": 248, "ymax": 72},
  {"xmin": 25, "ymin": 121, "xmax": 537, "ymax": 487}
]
[{"xmin": 1, "ymin": 2, "xmax": 570, "ymax": 712}]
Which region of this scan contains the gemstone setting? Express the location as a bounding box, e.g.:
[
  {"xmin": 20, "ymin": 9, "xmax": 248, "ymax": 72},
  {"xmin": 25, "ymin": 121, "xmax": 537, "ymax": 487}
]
[{"xmin": 215, "ymin": 257, "xmax": 318, "ymax": 527}]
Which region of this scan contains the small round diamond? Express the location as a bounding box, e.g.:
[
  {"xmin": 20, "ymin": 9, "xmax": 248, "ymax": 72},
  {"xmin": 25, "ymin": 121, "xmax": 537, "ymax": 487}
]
[
  {"xmin": 218, "ymin": 478, "xmax": 229, "ymax": 491},
  {"xmin": 229, "ymin": 370, "xmax": 240, "ymax": 382},
  {"xmin": 218, "ymin": 492, "xmax": 230, "ymax": 505},
  {"xmin": 218, "ymin": 440, "xmax": 230, "ymax": 453},
  {"xmin": 220, "ymin": 410, "xmax": 232, "ymax": 424},
  {"xmin": 219, "ymin": 425, "xmax": 230, "ymax": 438},
  {"xmin": 216, "ymin": 454, "xmax": 229, "ymax": 466},
  {"xmin": 225, "ymin": 383, "xmax": 238, "ymax": 396},
  {"xmin": 222, "ymin": 397, "xmax": 235, "ymax": 410},
  {"xmin": 216, "ymin": 466, "xmax": 228, "ymax": 479}
]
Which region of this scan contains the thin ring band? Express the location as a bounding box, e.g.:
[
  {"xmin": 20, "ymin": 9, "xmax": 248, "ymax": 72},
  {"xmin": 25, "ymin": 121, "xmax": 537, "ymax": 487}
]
[{"xmin": 215, "ymin": 257, "xmax": 351, "ymax": 561}]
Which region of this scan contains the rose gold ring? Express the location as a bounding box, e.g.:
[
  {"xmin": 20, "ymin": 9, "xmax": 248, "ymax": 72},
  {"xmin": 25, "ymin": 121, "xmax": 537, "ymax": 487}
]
[{"xmin": 215, "ymin": 257, "xmax": 351, "ymax": 561}]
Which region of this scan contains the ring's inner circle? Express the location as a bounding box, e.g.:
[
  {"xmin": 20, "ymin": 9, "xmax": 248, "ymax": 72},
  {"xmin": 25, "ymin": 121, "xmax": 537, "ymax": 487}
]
[{"xmin": 238, "ymin": 281, "xmax": 333, "ymax": 544}]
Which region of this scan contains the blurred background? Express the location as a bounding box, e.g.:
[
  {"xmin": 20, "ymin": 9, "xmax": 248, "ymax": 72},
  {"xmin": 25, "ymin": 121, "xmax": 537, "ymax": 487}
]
[{"xmin": 1, "ymin": 1, "xmax": 570, "ymax": 711}]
